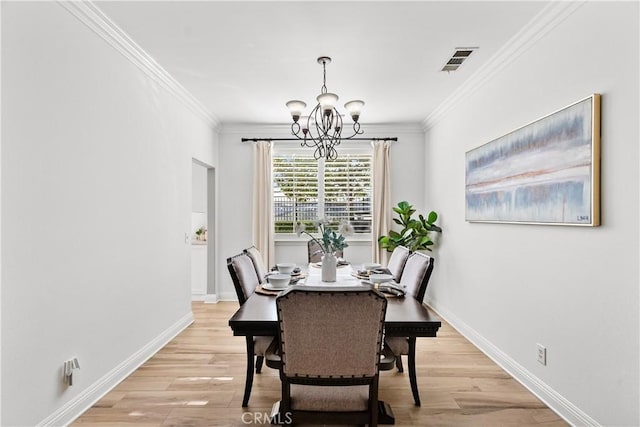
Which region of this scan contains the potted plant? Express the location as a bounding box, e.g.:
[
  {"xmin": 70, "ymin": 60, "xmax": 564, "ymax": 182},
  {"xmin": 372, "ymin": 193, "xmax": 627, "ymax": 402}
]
[
  {"xmin": 378, "ymin": 201, "xmax": 442, "ymax": 252},
  {"xmin": 195, "ymin": 226, "xmax": 207, "ymax": 241}
]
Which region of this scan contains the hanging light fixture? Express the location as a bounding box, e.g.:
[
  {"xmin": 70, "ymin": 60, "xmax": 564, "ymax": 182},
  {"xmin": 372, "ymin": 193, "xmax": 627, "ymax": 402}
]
[{"xmin": 286, "ymin": 56, "xmax": 364, "ymax": 160}]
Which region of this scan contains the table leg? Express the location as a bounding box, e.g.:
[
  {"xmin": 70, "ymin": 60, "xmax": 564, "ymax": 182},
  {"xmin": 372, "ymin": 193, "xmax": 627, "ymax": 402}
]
[
  {"xmin": 242, "ymin": 336, "xmax": 255, "ymax": 407},
  {"xmin": 408, "ymin": 337, "xmax": 421, "ymax": 406}
]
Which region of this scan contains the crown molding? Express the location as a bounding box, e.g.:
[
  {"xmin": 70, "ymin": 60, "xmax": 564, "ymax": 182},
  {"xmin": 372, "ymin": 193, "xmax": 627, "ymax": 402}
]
[
  {"xmin": 57, "ymin": 0, "xmax": 220, "ymax": 129},
  {"xmin": 422, "ymin": 1, "xmax": 585, "ymax": 131}
]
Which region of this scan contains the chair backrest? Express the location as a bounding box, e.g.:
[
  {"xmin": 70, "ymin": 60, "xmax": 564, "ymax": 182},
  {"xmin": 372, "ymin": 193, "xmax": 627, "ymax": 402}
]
[
  {"xmin": 386, "ymin": 246, "xmax": 411, "ymax": 281},
  {"xmin": 244, "ymin": 246, "xmax": 268, "ymax": 284},
  {"xmin": 227, "ymin": 252, "xmax": 260, "ymax": 305},
  {"xmin": 398, "ymin": 252, "xmax": 435, "ymax": 303},
  {"xmin": 276, "ymin": 287, "xmax": 387, "ymax": 379},
  {"xmin": 307, "ymin": 240, "xmax": 343, "ymax": 263}
]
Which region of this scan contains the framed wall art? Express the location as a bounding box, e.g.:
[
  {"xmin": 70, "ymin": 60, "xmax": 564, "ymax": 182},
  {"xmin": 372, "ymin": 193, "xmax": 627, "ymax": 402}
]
[{"xmin": 465, "ymin": 94, "xmax": 601, "ymax": 226}]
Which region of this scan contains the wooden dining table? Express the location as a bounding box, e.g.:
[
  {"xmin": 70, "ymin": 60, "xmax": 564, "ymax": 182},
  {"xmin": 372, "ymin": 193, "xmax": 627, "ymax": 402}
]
[{"xmin": 228, "ymin": 265, "xmax": 442, "ymax": 423}]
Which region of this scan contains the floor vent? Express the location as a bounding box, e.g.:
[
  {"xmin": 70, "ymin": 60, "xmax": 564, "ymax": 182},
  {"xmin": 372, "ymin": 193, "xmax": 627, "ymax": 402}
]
[{"xmin": 441, "ymin": 47, "xmax": 478, "ymax": 72}]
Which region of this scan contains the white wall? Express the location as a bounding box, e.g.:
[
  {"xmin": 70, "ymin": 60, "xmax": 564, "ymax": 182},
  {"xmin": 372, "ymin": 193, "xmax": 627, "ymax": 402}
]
[
  {"xmin": 424, "ymin": 2, "xmax": 639, "ymax": 426},
  {"xmin": 1, "ymin": 2, "xmax": 216, "ymax": 426},
  {"xmin": 217, "ymin": 124, "xmax": 426, "ymax": 300}
]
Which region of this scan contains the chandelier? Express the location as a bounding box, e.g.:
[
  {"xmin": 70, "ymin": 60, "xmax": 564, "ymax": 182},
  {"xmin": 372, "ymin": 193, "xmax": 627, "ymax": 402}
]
[{"xmin": 286, "ymin": 56, "xmax": 364, "ymax": 160}]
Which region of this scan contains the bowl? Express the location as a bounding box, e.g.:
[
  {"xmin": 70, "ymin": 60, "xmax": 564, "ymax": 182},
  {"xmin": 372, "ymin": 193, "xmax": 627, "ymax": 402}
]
[
  {"xmin": 363, "ymin": 262, "xmax": 382, "ymax": 271},
  {"xmin": 267, "ymin": 274, "xmax": 291, "ymax": 289},
  {"xmin": 276, "ymin": 263, "xmax": 296, "ymax": 274},
  {"xmin": 369, "ymin": 273, "xmax": 395, "ymax": 284}
]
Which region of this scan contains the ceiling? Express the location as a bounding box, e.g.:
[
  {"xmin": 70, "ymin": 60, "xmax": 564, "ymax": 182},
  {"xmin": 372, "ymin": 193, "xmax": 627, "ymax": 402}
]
[{"xmin": 95, "ymin": 1, "xmax": 549, "ymax": 126}]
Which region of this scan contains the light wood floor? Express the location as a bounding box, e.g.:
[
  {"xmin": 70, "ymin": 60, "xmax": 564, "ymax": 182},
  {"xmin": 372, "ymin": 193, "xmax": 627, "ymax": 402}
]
[{"xmin": 72, "ymin": 302, "xmax": 568, "ymax": 426}]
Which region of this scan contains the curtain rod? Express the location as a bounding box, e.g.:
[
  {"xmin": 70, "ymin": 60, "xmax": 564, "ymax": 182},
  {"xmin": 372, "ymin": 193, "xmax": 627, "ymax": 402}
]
[{"xmin": 241, "ymin": 137, "xmax": 398, "ymax": 142}]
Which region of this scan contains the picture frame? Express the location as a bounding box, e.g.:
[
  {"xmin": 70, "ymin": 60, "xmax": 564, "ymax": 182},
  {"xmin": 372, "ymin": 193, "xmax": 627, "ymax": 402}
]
[{"xmin": 465, "ymin": 94, "xmax": 601, "ymax": 226}]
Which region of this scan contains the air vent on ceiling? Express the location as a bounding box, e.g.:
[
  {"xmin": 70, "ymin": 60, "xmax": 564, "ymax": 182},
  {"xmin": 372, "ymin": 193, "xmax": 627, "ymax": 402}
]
[{"xmin": 440, "ymin": 47, "xmax": 478, "ymax": 72}]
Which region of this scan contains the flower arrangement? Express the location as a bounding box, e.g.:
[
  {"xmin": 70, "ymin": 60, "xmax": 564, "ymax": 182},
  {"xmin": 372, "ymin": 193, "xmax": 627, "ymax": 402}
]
[{"xmin": 295, "ymin": 218, "xmax": 354, "ymax": 255}]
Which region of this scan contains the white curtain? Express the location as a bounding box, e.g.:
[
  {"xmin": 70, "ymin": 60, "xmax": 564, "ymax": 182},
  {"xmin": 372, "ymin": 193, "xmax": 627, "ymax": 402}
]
[
  {"xmin": 372, "ymin": 140, "xmax": 392, "ymax": 264},
  {"xmin": 252, "ymin": 140, "xmax": 274, "ymax": 269}
]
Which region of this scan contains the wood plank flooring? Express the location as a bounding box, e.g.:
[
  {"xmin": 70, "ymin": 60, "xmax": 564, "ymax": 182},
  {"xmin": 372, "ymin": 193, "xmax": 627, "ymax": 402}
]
[{"xmin": 72, "ymin": 302, "xmax": 568, "ymax": 426}]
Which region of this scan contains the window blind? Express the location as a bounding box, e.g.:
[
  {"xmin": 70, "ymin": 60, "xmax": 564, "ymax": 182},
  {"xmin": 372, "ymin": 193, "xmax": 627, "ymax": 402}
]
[{"xmin": 273, "ymin": 153, "xmax": 372, "ymax": 234}]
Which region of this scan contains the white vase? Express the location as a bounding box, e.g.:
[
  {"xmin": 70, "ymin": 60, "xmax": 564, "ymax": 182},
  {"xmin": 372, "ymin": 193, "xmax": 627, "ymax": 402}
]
[{"xmin": 321, "ymin": 252, "xmax": 337, "ymax": 282}]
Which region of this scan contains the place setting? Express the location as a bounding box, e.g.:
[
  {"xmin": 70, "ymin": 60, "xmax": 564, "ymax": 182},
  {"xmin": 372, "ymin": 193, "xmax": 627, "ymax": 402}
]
[
  {"xmin": 352, "ymin": 262, "xmax": 395, "ymax": 279},
  {"xmin": 352, "ymin": 263, "xmax": 406, "ymax": 297},
  {"xmin": 256, "ymin": 263, "xmax": 305, "ymax": 295}
]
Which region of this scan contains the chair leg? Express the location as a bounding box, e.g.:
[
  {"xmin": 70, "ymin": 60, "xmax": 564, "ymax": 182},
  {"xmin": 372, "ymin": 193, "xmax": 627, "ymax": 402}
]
[
  {"xmin": 369, "ymin": 377, "xmax": 379, "ymax": 427},
  {"xmin": 242, "ymin": 336, "xmax": 255, "ymax": 407},
  {"xmin": 396, "ymin": 355, "xmax": 404, "ymax": 373},
  {"xmin": 256, "ymin": 355, "xmax": 264, "ymax": 373},
  {"xmin": 408, "ymin": 337, "xmax": 421, "ymax": 406}
]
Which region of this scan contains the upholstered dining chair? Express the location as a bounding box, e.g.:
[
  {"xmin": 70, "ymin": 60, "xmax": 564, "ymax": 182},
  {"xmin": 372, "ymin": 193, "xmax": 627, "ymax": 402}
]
[
  {"xmin": 274, "ymin": 287, "xmax": 387, "ymax": 426},
  {"xmin": 227, "ymin": 252, "xmax": 276, "ymax": 406},
  {"xmin": 307, "ymin": 239, "xmax": 343, "ymax": 263},
  {"xmin": 244, "ymin": 245, "xmax": 269, "ymax": 284},
  {"xmin": 384, "ymin": 252, "xmax": 435, "ymax": 406},
  {"xmin": 386, "ymin": 245, "xmax": 411, "ymax": 281}
]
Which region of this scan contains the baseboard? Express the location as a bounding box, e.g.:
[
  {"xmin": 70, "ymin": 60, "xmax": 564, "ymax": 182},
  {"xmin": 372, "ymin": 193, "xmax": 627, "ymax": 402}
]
[
  {"xmin": 426, "ymin": 301, "xmax": 600, "ymax": 427},
  {"xmin": 37, "ymin": 311, "xmax": 194, "ymax": 427},
  {"xmin": 203, "ymin": 294, "xmax": 218, "ymax": 304},
  {"xmin": 191, "ymin": 292, "xmax": 206, "ymax": 301}
]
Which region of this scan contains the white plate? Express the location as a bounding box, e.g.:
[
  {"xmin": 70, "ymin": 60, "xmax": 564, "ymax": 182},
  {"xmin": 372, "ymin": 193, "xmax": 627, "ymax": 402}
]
[
  {"xmin": 262, "ymin": 283, "xmax": 289, "ymax": 291},
  {"xmin": 369, "ymin": 273, "xmax": 395, "ymax": 284},
  {"xmin": 363, "ymin": 262, "xmax": 382, "ymax": 270}
]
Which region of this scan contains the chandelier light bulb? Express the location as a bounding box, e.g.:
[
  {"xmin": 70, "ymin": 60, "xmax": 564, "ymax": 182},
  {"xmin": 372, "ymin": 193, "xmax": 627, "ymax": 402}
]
[
  {"xmin": 316, "ymin": 93, "xmax": 339, "ymax": 115},
  {"xmin": 300, "ymin": 116, "xmax": 310, "ymax": 131},
  {"xmin": 344, "ymin": 100, "xmax": 365, "ymax": 122},
  {"xmin": 286, "ymin": 100, "xmax": 307, "ymax": 121}
]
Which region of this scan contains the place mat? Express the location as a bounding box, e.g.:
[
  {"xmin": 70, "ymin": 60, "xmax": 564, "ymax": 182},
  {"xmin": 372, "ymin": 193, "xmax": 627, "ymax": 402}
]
[{"xmin": 255, "ymin": 284, "xmax": 283, "ymax": 296}]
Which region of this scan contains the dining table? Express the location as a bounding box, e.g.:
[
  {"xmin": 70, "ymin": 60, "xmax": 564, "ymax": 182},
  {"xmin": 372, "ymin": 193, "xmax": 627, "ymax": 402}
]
[{"xmin": 227, "ymin": 263, "xmax": 442, "ymax": 423}]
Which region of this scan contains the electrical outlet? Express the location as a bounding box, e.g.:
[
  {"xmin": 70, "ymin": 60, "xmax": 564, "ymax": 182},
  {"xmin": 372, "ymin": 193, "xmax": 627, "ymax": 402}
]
[
  {"xmin": 537, "ymin": 343, "xmax": 547, "ymax": 365},
  {"xmin": 63, "ymin": 357, "xmax": 81, "ymax": 386}
]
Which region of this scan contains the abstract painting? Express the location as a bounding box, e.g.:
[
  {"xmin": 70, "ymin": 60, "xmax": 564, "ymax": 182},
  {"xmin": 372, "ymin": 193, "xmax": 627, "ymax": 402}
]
[{"xmin": 465, "ymin": 94, "xmax": 601, "ymax": 226}]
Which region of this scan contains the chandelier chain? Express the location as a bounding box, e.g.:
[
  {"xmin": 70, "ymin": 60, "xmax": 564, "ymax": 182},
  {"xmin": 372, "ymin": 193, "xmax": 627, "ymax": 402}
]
[{"xmin": 321, "ymin": 60, "xmax": 327, "ymax": 94}]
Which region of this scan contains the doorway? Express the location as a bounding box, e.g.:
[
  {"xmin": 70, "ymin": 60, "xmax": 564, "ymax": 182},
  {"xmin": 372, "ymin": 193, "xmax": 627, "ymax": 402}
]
[{"xmin": 191, "ymin": 160, "xmax": 215, "ymax": 301}]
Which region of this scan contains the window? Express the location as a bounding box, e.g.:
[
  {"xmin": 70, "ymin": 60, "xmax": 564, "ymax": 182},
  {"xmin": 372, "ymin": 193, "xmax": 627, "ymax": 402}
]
[{"xmin": 273, "ymin": 149, "xmax": 372, "ymax": 235}]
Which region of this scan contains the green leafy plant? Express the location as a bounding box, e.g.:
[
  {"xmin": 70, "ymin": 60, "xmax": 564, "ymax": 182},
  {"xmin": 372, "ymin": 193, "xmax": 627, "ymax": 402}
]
[{"xmin": 378, "ymin": 201, "xmax": 442, "ymax": 252}]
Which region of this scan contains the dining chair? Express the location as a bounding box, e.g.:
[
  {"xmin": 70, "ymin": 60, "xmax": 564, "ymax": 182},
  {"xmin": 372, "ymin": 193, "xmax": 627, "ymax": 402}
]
[
  {"xmin": 227, "ymin": 252, "xmax": 276, "ymax": 407},
  {"xmin": 384, "ymin": 251, "xmax": 435, "ymax": 406},
  {"xmin": 386, "ymin": 245, "xmax": 411, "ymax": 281},
  {"xmin": 274, "ymin": 287, "xmax": 387, "ymax": 426},
  {"xmin": 244, "ymin": 245, "xmax": 269, "ymax": 284},
  {"xmin": 307, "ymin": 239, "xmax": 343, "ymax": 263}
]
